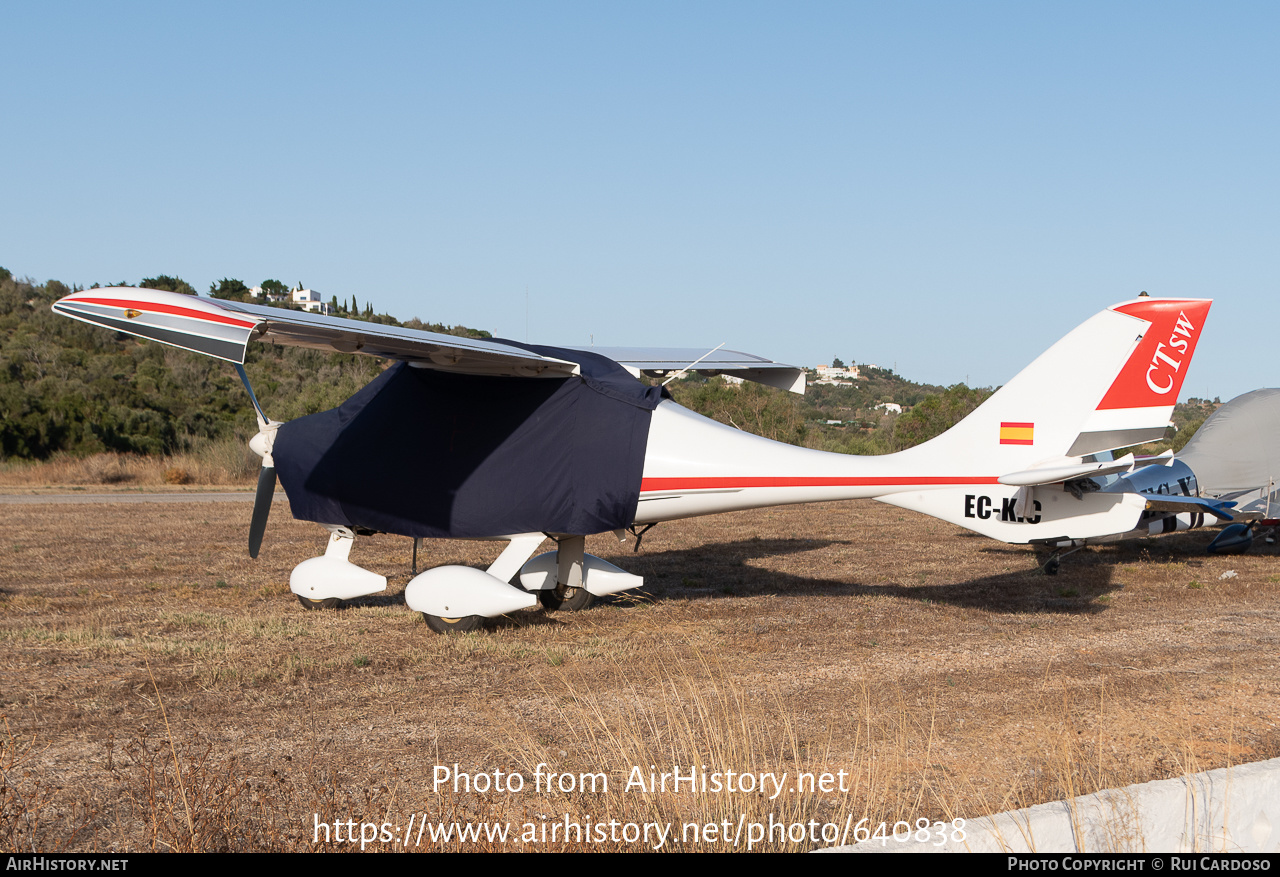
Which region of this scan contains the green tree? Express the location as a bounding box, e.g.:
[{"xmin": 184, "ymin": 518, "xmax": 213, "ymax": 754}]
[
  {"xmin": 667, "ymin": 379, "xmax": 808, "ymax": 445},
  {"xmin": 140, "ymin": 275, "xmax": 196, "ymax": 295},
  {"xmin": 260, "ymin": 279, "xmax": 288, "ymax": 298},
  {"xmin": 890, "ymin": 383, "xmax": 992, "ymax": 450},
  {"xmin": 209, "ymin": 278, "xmax": 251, "ymax": 301}
]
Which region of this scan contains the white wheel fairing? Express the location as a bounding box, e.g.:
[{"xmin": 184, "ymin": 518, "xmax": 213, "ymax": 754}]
[
  {"xmin": 290, "ymin": 556, "xmax": 387, "ymax": 602},
  {"xmin": 517, "ymin": 552, "xmax": 643, "ymax": 597},
  {"xmin": 404, "ymin": 565, "xmax": 538, "ymax": 618}
]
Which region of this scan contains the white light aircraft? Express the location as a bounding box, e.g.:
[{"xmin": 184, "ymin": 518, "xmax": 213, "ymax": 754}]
[
  {"xmin": 1031, "ymin": 387, "xmax": 1280, "ymax": 562},
  {"xmin": 53, "ymin": 289, "xmax": 1210, "ymax": 628},
  {"xmin": 1177, "ymin": 388, "xmax": 1280, "ymax": 538}
]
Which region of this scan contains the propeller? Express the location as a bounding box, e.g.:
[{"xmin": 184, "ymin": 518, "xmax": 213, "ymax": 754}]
[
  {"xmin": 247, "ymin": 427, "xmax": 278, "ymax": 558},
  {"xmin": 237, "ymin": 365, "xmax": 280, "ymax": 558}
]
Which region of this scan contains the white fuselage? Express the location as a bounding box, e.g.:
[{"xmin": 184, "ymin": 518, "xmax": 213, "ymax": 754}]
[{"xmin": 633, "ymin": 400, "xmax": 999, "ymax": 524}]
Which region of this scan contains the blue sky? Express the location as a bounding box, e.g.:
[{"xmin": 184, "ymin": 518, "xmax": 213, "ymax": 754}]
[{"xmin": 5, "ymin": 2, "xmax": 1276, "ymax": 399}]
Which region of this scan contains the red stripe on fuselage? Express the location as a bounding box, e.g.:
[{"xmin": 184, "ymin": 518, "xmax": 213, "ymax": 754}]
[
  {"xmin": 63, "ymin": 297, "xmax": 258, "ymax": 329},
  {"xmin": 640, "ymin": 476, "xmax": 1001, "ymax": 492}
]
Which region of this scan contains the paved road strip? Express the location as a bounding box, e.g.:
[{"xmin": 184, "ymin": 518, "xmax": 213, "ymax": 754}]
[{"xmin": 0, "ymin": 492, "xmax": 275, "ymax": 504}]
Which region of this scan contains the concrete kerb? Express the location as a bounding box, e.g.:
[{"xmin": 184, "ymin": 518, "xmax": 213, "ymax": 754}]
[{"xmin": 825, "ymin": 757, "xmax": 1280, "ymax": 853}]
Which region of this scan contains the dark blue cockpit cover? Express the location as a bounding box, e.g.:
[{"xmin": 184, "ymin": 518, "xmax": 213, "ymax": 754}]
[{"xmin": 272, "ymin": 344, "xmax": 667, "ymax": 538}]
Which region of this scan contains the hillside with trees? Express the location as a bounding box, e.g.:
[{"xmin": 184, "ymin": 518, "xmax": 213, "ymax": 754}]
[
  {"xmin": 0, "ymin": 267, "xmax": 1213, "ymax": 464},
  {"xmin": 663, "ymin": 371, "xmax": 992, "ymax": 457},
  {"xmin": 0, "ymin": 269, "xmax": 489, "ymax": 460}
]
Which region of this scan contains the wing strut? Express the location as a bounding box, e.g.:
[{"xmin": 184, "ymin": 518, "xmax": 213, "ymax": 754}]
[
  {"xmin": 235, "ymin": 364, "xmax": 269, "ymax": 428},
  {"xmin": 661, "ymin": 343, "xmax": 727, "ymax": 386}
]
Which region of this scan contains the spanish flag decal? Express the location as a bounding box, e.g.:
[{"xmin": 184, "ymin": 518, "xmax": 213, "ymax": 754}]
[{"xmin": 1000, "ymin": 422, "xmax": 1034, "ymax": 445}]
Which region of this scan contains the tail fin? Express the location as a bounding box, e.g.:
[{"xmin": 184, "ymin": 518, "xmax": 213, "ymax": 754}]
[
  {"xmin": 894, "ymin": 297, "xmax": 1211, "ymax": 473},
  {"xmin": 878, "ymin": 297, "xmax": 1211, "ymax": 544}
]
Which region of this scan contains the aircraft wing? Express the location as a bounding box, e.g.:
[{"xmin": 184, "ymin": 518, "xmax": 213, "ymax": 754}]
[
  {"xmin": 582, "ymin": 347, "xmax": 806, "ymax": 394},
  {"xmin": 53, "ymin": 288, "xmax": 579, "ymax": 378},
  {"xmin": 52, "ymin": 289, "xmax": 803, "ymax": 388},
  {"xmin": 215, "ymin": 297, "xmax": 586, "ymax": 377}
]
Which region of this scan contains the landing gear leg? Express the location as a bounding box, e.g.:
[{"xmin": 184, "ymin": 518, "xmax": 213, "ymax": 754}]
[
  {"xmin": 540, "ymin": 535, "xmax": 595, "ymax": 612},
  {"xmin": 1041, "ymin": 544, "xmax": 1083, "ymax": 575}
]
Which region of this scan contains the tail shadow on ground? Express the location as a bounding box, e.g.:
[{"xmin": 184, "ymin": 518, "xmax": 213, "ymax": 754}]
[
  {"xmin": 617, "ymin": 524, "xmax": 1276, "ymax": 614},
  {"xmin": 342, "ymin": 527, "xmax": 1273, "ymax": 624},
  {"xmin": 607, "ymin": 536, "xmax": 1118, "ymax": 615},
  {"xmin": 1029, "ymin": 527, "xmax": 1279, "ymax": 576}
]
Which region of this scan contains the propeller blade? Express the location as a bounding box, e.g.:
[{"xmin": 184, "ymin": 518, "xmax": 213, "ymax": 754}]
[{"xmin": 249, "ymin": 464, "xmax": 277, "ymax": 558}]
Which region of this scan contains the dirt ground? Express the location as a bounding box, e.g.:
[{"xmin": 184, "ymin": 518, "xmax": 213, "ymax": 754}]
[{"xmin": 2, "ymin": 495, "xmax": 1277, "ymax": 851}]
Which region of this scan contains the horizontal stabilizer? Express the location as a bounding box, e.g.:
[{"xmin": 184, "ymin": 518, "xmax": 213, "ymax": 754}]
[{"xmin": 999, "ymin": 454, "xmax": 1136, "ymax": 487}]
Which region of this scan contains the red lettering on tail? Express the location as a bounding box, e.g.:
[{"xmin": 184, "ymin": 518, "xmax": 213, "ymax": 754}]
[{"xmin": 1096, "ymin": 299, "xmax": 1211, "ymax": 410}]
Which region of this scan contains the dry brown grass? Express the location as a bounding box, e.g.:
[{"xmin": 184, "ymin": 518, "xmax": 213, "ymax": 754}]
[
  {"xmin": 1, "ymin": 498, "xmax": 1277, "ymax": 850},
  {"xmin": 0, "ymin": 441, "xmax": 258, "ymax": 490}
]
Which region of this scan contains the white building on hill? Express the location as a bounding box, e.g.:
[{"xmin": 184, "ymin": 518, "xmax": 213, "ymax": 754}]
[
  {"xmin": 290, "ymin": 287, "xmax": 332, "ymax": 314},
  {"xmin": 249, "ymin": 284, "xmax": 332, "ymax": 314},
  {"xmin": 813, "ymin": 364, "xmax": 861, "ymax": 386}
]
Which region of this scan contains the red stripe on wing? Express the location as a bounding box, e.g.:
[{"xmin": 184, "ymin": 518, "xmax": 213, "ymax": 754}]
[{"xmin": 63, "ymin": 297, "xmax": 258, "ymax": 330}]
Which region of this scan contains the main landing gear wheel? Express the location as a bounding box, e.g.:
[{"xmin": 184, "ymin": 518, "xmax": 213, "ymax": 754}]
[
  {"xmin": 538, "ymin": 585, "xmax": 594, "ymax": 612},
  {"xmin": 297, "ymin": 595, "xmax": 344, "ymax": 610},
  {"xmin": 1044, "ymin": 557, "xmax": 1061, "ymax": 576},
  {"xmin": 422, "ymin": 613, "xmax": 484, "ymax": 634}
]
